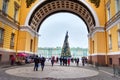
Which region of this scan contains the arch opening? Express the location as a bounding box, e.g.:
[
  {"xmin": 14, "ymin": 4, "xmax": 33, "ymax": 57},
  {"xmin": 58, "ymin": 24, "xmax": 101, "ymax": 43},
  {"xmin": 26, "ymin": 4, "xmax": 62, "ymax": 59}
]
[{"xmin": 38, "ymin": 12, "xmax": 88, "ymax": 48}]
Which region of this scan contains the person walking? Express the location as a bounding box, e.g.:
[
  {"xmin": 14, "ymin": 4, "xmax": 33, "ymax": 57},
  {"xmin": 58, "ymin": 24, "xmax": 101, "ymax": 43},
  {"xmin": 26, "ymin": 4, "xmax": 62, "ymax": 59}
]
[
  {"xmin": 65, "ymin": 58, "xmax": 67, "ymax": 66},
  {"xmin": 59, "ymin": 57, "xmax": 62, "ymax": 66},
  {"xmin": 68, "ymin": 58, "xmax": 70, "ymax": 66},
  {"xmin": 76, "ymin": 58, "xmax": 79, "ymax": 66},
  {"xmin": 10, "ymin": 55, "xmax": 15, "ymax": 65},
  {"xmin": 56, "ymin": 57, "xmax": 58, "ymax": 63},
  {"xmin": 51, "ymin": 56, "xmax": 55, "ymax": 66},
  {"xmin": 41, "ymin": 57, "xmax": 46, "ymax": 71},
  {"xmin": 82, "ymin": 57, "xmax": 85, "ymax": 66},
  {"xmin": 33, "ymin": 55, "xmax": 39, "ymax": 71}
]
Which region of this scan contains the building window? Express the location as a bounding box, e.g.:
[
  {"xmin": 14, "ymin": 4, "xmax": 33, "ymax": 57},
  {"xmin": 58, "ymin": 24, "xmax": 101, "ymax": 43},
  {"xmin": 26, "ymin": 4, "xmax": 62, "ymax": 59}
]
[
  {"xmin": 92, "ymin": 41, "xmax": 94, "ymax": 53},
  {"xmin": 118, "ymin": 30, "xmax": 120, "ymax": 48},
  {"xmin": 10, "ymin": 33, "xmax": 15, "ymax": 49},
  {"xmin": 0, "ymin": 54, "xmax": 2, "ymax": 62},
  {"xmin": 118, "ymin": 23, "xmax": 120, "ymax": 48},
  {"xmin": 109, "ymin": 34, "xmax": 112, "ymax": 50},
  {"xmin": 115, "ymin": 0, "xmax": 120, "ymax": 13},
  {"xmin": 0, "ymin": 28, "xmax": 4, "ymax": 47},
  {"xmin": 14, "ymin": 2, "xmax": 20, "ymax": 21},
  {"xmin": 119, "ymin": 58, "xmax": 120, "ymax": 65},
  {"xmin": 30, "ymin": 39, "xmax": 33, "ymax": 52},
  {"xmin": 2, "ymin": 0, "xmax": 9, "ymax": 14},
  {"xmin": 107, "ymin": 6, "xmax": 111, "ymax": 20},
  {"xmin": 109, "ymin": 58, "xmax": 112, "ymax": 65},
  {"xmin": 106, "ymin": 0, "xmax": 111, "ymax": 20}
]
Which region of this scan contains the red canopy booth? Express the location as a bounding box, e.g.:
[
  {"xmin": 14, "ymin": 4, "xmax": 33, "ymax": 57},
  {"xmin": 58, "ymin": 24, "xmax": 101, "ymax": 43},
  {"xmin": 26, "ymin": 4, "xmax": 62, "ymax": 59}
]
[
  {"xmin": 17, "ymin": 53, "xmax": 27, "ymax": 57},
  {"xmin": 16, "ymin": 53, "xmax": 28, "ymax": 65}
]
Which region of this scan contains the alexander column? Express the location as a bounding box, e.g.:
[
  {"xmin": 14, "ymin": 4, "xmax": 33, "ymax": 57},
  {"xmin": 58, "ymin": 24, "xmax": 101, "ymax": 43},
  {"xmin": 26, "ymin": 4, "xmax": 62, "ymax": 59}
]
[{"xmin": 61, "ymin": 31, "xmax": 71, "ymax": 58}]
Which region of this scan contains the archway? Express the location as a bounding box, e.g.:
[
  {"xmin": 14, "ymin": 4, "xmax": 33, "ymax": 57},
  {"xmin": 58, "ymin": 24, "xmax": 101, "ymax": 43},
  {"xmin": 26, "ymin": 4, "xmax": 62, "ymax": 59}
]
[
  {"xmin": 24, "ymin": 0, "xmax": 106, "ymax": 65},
  {"xmin": 25, "ymin": 0, "xmax": 100, "ymax": 33}
]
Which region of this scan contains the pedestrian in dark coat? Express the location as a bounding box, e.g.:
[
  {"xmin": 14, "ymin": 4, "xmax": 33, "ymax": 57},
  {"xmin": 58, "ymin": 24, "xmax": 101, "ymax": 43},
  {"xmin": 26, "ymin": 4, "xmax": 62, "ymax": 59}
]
[
  {"xmin": 76, "ymin": 58, "xmax": 79, "ymax": 66},
  {"xmin": 41, "ymin": 57, "xmax": 46, "ymax": 71},
  {"xmin": 33, "ymin": 55, "xmax": 39, "ymax": 71},
  {"xmin": 60, "ymin": 57, "xmax": 62, "ymax": 66},
  {"xmin": 82, "ymin": 57, "xmax": 85, "ymax": 66},
  {"xmin": 51, "ymin": 56, "xmax": 55, "ymax": 66}
]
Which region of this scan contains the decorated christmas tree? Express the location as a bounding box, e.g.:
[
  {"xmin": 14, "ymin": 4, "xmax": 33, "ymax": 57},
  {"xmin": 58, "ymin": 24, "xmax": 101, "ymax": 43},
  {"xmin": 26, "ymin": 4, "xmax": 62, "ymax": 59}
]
[{"xmin": 61, "ymin": 31, "xmax": 71, "ymax": 58}]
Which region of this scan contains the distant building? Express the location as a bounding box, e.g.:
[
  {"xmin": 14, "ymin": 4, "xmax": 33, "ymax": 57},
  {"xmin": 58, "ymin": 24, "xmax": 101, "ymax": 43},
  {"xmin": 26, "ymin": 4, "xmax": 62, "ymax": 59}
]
[{"xmin": 37, "ymin": 47, "xmax": 88, "ymax": 59}]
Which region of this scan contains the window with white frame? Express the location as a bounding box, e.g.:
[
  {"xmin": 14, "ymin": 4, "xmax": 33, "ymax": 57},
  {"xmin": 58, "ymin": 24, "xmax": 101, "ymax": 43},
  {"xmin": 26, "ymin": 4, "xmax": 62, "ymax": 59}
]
[
  {"xmin": 106, "ymin": 0, "xmax": 111, "ymax": 21},
  {"xmin": 109, "ymin": 34, "xmax": 112, "ymax": 50},
  {"xmin": 2, "ymin": 0, "xmax": 9, "ymax": 14},
  {"xmin": 14, "ymin": 2, "xmax": 20, "ymax": 21},
  {"xmin": 118, "ymin": 23, "xmax": 120, "ymax": 48},
  {"xmin": 0, "ymin": 28, "xmax": 4, "ymax": 47},
  {"xmin": 30, "ymin": 39, "xmax": 33, "ymax": 52},
  {"xmin": 10, "ymin": 33, "xmax": 15, "ymax": 49},
  {"xmin": 116, "ymin": 0, "xmax": 120, "ymax": 13},
  {"xmin": 92, "ymin": 40, "xmax": 94, "ymax": 53},
  {"xmin": 118, "ymin": 31, "xmax": 120, "ymax": 48},
  {"xmin": 107, "ymin": 6, "xmax": 111, "ymax": 20}
]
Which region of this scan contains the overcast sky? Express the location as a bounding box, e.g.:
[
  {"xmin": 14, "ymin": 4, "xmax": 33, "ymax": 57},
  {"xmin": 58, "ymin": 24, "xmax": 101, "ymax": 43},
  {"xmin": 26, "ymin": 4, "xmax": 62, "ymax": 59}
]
[{"xmin": 38, "ymin": 12, "xmax": 88, "ymax": 48}]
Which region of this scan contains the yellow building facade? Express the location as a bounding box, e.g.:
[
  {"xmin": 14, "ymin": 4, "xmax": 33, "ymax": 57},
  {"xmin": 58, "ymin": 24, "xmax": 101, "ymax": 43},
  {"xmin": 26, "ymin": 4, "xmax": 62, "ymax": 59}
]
[
  {"xmin": 0, "ymin": 0, "xmax": 120, "ymax": 66},
  {"xmin": 0, "ymin": 0, "xmax": 38, "ymax": 64}
]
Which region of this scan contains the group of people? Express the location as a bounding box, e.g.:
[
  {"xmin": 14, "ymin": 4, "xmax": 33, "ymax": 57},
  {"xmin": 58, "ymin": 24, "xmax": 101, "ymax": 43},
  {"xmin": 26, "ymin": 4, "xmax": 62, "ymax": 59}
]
[
  {"xmin": 10, "ymin": 55, "xmax": 46, "ymax": 71},
  {"xmin": 59, "ymin": 57, "xmax": 71, "ymax": 66},
  {"xmin": 50, "ymin": 57, "xmax": 88, "ymax": 67},
  {"xmin": 59, "ymin": 57, "xmax": 80, "ymax": 66},
  {"xmin": 32, "ymin": 56, "xmax": 88, "ymax": 72},
  {"xmin": 33, "ymin": 55, "xmax": 46, "ymax": 71},
  {"xmin": 81, "ymin": 57, "xmax": 88, "ymax": 66},
  {"xmin": 11, "ymin": 55, "xmax": 88, "ymax": 70}
]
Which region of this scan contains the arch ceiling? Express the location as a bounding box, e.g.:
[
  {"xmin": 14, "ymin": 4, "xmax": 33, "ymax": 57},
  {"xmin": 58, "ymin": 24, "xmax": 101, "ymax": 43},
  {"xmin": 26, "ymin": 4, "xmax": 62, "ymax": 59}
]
[{"xmin": 28, "ymin": 0, "xmax": 96, "ymax": 33}]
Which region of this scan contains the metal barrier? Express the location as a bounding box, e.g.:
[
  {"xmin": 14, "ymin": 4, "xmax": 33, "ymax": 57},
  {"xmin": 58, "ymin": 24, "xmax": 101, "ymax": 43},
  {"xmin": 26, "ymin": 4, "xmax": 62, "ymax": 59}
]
[
  {"xmin": 95, "ymin": 62, "xmax": 99, "ymax": 70},
  {"xmin": 113, "ymin": 64, "xmax": 120, "ymax": 77}
]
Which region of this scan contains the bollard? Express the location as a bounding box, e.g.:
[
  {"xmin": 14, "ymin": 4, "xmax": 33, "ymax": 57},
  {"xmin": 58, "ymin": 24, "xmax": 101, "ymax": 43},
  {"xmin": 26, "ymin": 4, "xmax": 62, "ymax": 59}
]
[
  {"xmin": 95, "ymin": 62, "xmax": 99, "ymax": 70},
  {"xmin": 113, "ymin": 64, "xmax": 115, "ymax": 77}
]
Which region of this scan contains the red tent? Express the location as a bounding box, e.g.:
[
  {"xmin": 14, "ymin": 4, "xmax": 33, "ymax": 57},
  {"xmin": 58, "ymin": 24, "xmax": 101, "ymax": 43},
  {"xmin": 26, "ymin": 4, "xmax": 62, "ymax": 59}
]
[{"xmin": 17, "ymin": 53, "xmax": 27, "ymax": 57}]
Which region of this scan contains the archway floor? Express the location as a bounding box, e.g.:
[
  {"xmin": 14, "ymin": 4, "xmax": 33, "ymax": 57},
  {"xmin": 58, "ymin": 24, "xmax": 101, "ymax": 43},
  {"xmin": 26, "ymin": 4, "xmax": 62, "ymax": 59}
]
[{"xmin": 5, "ymin": 62, "xmax": 99, "ymax": 79}]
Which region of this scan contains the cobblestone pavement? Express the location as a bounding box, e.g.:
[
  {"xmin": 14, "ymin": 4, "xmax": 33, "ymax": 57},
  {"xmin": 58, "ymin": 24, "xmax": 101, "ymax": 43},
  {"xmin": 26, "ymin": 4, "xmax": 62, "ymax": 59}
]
[{"xmin": 0, "ymin": 62, "xmax": 120, "ymax": 80}]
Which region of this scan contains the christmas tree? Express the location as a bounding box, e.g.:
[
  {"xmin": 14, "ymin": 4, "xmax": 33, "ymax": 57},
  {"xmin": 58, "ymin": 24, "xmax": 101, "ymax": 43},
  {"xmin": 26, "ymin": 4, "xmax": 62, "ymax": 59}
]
[{"xmin": 61, "ymin": 31, "xmax": 71, "ymax": 58}]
